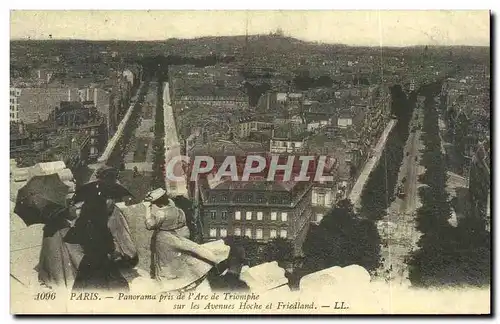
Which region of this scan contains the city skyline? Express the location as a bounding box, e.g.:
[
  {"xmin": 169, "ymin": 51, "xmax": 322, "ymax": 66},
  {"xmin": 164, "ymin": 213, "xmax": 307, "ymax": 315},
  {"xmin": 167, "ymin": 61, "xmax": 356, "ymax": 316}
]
[{"xmin": 10, "ymin": 10, "xmax": 490, "ymax": 47}]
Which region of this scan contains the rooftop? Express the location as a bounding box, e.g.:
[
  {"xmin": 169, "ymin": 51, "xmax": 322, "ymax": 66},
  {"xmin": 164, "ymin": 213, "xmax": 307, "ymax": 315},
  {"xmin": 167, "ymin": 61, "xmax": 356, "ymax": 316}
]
[
  {"xmin": 272, "ymin": 123, "xmax": 308, "ymax": 141},
  {"xmin": 205, "ymin": 175, "xmax": 300, "ymax": 192},
  {"xmin": 190, "ymin": 140, "xmax": 268, "ymax": 156}
]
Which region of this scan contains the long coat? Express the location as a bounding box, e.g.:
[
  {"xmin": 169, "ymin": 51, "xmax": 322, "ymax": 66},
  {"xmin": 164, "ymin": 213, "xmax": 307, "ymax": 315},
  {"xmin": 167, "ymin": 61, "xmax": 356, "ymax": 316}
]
[
  {"xmin": 63, "ymin": 199, "xmax": 138, "ymax": 292},
  {"xmin": 145, "ymin": 203, "xmax": 219, "ymax": 292},
  {"xmin": 36, "ymin": 213, "xmax": 84, "ymax": 289}
]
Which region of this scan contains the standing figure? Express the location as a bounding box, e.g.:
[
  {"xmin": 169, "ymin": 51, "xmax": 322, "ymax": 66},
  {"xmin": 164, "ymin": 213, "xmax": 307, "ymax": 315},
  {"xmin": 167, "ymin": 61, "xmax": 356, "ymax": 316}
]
[
  {"xmin": 66, "ymin": 165, "xmax": 138, "ymax": 292},
  {"xmin": 36, "ymin": 200, "xmax": 84, "ymax": 290},
  {"xmin": 68, "ymin": 196, "xmax": 129, "ymax": 292},
  {"xmin": 144, "ymin": 188, "xmax": 224, "ymax": 292}
]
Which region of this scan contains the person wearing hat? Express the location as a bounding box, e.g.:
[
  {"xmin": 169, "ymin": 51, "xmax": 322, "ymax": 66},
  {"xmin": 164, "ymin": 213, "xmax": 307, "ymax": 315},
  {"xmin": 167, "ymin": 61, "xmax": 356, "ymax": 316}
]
[
  {"xmin": 75, "ymin": 165, "xmax": 137, "ymax": 265},
  {"xmin": 143, "ymin": 188, "xmax": 228, "ymax": 292},
  {"xmin": 66, "ymin": 165, "xmax": 138, "ymax": 292}
]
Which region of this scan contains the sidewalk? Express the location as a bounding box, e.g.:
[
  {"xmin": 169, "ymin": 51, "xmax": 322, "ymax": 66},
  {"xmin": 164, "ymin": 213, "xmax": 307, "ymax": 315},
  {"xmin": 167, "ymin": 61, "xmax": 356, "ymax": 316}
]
[{"xmin": 349, "ymin": 119, "xmax": 397, "ymax": 208}]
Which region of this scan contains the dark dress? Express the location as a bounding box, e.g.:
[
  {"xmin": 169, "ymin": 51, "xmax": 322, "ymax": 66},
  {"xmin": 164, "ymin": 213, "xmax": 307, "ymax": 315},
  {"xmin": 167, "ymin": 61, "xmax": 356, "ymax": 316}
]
[{"xmin": 66, "ymin": 198, "xmax": 131, "ymax": 292}]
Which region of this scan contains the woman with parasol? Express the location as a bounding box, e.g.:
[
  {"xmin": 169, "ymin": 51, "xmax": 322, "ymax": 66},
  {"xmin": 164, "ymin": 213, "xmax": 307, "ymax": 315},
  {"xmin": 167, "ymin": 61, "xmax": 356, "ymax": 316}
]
[
  {"xmin": 36, "ymin": 198, "xmax": 84, "ymax": 290},
  {"xmin": 66, "ymin": 165, "xmax": 138, "ymax": 292},
  {"xmin": 143, "ymin": 188, "xmax": 249, "ymax": 292},
  {"xmin": 14, "ymin": 174, "xmax": 83, "ymax": 290}
]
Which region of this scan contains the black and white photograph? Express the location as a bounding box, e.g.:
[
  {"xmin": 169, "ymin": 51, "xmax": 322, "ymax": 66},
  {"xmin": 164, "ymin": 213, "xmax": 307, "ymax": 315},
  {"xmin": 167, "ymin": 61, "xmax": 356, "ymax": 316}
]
[{"xmin": 8, "ymin": 10, "xmax": 491, "ymax": 314}]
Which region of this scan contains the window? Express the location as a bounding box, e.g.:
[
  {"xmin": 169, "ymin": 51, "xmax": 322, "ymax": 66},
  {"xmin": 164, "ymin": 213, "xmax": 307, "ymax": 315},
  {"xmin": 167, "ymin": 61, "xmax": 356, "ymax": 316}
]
[
  {"xmin": 209, "ymin": 228, "xmax": 217, "ymax": 238},
  {"xmin": 210, "ymin": 211, "xmax": 216, "ymax": 220},
  {"xmin": 316, "ymin": 213, "xmax": 324, "ymax": 223},
  {"xmin": 257, "ymin": 196, "xmax": 265, "ymax": 203},
  {"xmin": 270, "ymin": 229, "xmax": 277, "ymax": 238},
  {"xmin": 246, "ymin": 211, "xmax": 252, "ymax": 220},
  {"xmin": 221, "ymin": 211, "xmax": 228, "ymax": 220},
  {"xmin": 235, "ymin": 211, "xmax": 241, "ymax": 220},
  {"xmin": 280, "ymin": 229, "xmax": 288, "ymax": 238},
  {"xmin": 234, "ymin": 227, "xmax": 241, "ymax": 236},
  {"xmin": 271, "ymin": 212, "xmax": 277, "ymax": 221},
  {"xmin": 245, "ymin": 228, "xmax": 252, "ymax": 238},
  {"xmin": 221, "ymin": 195, "xmax": 228, "ymax": 202},
  {"xmin": 257, "ymin": 212, "xmax": 263, "ymax": 221},
  {"xmin": 256, "ymin": 229, "xmax": 263, "ymax": 239},
  {"xmin": 281, "ymin": 212, "xmax": 288, "ymax": 222},
  {"xmin": 220, "ymin": 228, "xmax": 227, "ymax": 238}
]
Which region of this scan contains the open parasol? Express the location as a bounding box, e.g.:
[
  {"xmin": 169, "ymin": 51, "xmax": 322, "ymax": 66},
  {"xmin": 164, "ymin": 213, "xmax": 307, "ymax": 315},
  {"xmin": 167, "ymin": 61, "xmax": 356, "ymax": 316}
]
[{"xmin": 14, "ymin": 174, "xmax": 70, "ymax": 226}]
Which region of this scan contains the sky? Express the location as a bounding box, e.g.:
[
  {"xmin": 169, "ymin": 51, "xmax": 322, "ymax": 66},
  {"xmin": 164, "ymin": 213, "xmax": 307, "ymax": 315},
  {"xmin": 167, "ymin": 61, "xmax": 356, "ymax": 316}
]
[{"xmin": 10, "ymin": 10, "xmax": 490, "ymax": 46}]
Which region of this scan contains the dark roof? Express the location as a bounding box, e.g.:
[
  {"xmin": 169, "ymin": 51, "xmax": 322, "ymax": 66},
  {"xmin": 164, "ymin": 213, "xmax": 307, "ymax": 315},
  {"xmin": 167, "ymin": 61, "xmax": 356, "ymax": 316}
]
[
  {"xmin": 304, "ymin": 113, "xmax": 332, "ymax": 123},
  {"xmin": 60, "ymin": 101, "xmax": 84, "ymax": 110},
  {"xmin": 191, "ymin": 140, "xmax": 268, "ymax": 156},
  {"xmin": 210, "ymin": 177, "xmax": 298, "ymax": 192}
]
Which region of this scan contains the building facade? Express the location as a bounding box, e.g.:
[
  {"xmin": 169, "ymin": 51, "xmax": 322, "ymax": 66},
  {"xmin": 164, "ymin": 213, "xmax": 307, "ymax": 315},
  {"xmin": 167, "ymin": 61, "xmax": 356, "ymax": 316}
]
[
  {"xmin": 9, "ymin": 86, "xmax": 111, "ymax": 124},
  {"xmin": 10, "ymin": 88, "xmax": 22, "ymax": 122},
  {"xmin": 199, "ymin": 177, "xmax": 313, "ymax": 256}
]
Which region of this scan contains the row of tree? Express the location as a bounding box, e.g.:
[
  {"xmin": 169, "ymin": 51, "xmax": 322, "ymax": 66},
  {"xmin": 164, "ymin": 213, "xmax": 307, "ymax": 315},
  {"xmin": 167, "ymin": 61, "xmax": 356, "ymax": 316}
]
[
  {"xmin": 358, "ymin": 85, "xmax": 417, "ymax": 220},
  {"xmin": 408, "ymin": 82, "xmax": 490, "ymax": 287},
  {"xmin": 141, "ymin": 55, "xmax": 236, "ymax": 81},
  {"xmin": 442, "ymin": 94, "xmax": 473, "ymax": 175},
  {"xmin": 299, "ymin": 200, "xmax": 382, "ymax": 278},
  {"xmin": 151, "ymin": 80, "xmax": 166, "ymax": 190},
  {"xmin": 107, "ymin": 81, "xmax": 149, "ymax": 170}
]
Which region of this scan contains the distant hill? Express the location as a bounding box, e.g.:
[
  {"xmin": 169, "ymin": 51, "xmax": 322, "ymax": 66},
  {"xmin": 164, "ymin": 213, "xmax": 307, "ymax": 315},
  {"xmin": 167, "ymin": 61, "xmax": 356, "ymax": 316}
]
[{"xmin": 10, "ymin": 34, "xmax": 490, "ymax": 64}]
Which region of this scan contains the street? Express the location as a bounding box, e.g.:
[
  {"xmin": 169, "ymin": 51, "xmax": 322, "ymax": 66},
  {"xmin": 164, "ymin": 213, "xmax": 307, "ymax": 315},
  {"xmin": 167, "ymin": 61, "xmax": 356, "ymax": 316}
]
[
  {"xmin": 375, "ymin": 99, "xmax": 425, "ymax": 286},
  {"xmin": 163, "ymin": 82, "xmax": 188, "ymax": 197},
  {"xmin": 349, "ymin": 119, "xmax": 397, "ymax": 208}
]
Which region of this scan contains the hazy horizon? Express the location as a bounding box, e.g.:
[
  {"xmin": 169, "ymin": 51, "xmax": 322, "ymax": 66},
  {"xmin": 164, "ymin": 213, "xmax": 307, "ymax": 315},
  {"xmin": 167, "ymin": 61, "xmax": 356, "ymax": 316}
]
[
  {"xmin": 10, "ymin": 10, "xmax": 490, "ymax": 47},
  {"xmin": 9, "ymin": 35, "xmax": 491, "ymax": 48}
]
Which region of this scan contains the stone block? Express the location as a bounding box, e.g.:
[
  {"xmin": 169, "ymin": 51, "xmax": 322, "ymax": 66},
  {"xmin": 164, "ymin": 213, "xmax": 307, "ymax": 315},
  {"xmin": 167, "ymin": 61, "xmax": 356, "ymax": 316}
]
[
  {"xmin": 299, "ymin": 264, "xmax": 371, "ymax": 292},
  {"xmin": 201, "ymin": 239, "xmax": 230, "ymax": 263},
  {"xmin": 240, "ymin": 261, "xmax": 289, "ymax": 293}
]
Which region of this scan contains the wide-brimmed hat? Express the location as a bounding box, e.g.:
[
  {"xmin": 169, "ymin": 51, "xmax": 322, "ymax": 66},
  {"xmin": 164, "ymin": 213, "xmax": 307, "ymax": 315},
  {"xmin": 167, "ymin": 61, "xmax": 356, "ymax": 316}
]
[{"xmin": 73, "ymin": 165, "xmax": 132, "ymax": 202}]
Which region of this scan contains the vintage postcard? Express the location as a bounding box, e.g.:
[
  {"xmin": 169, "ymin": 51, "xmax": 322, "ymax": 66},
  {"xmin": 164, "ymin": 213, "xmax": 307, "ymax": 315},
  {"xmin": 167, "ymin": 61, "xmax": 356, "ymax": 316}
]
[{"xmin": 9, "ymin": 10, "xmax": 491, "ymax": 315}]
